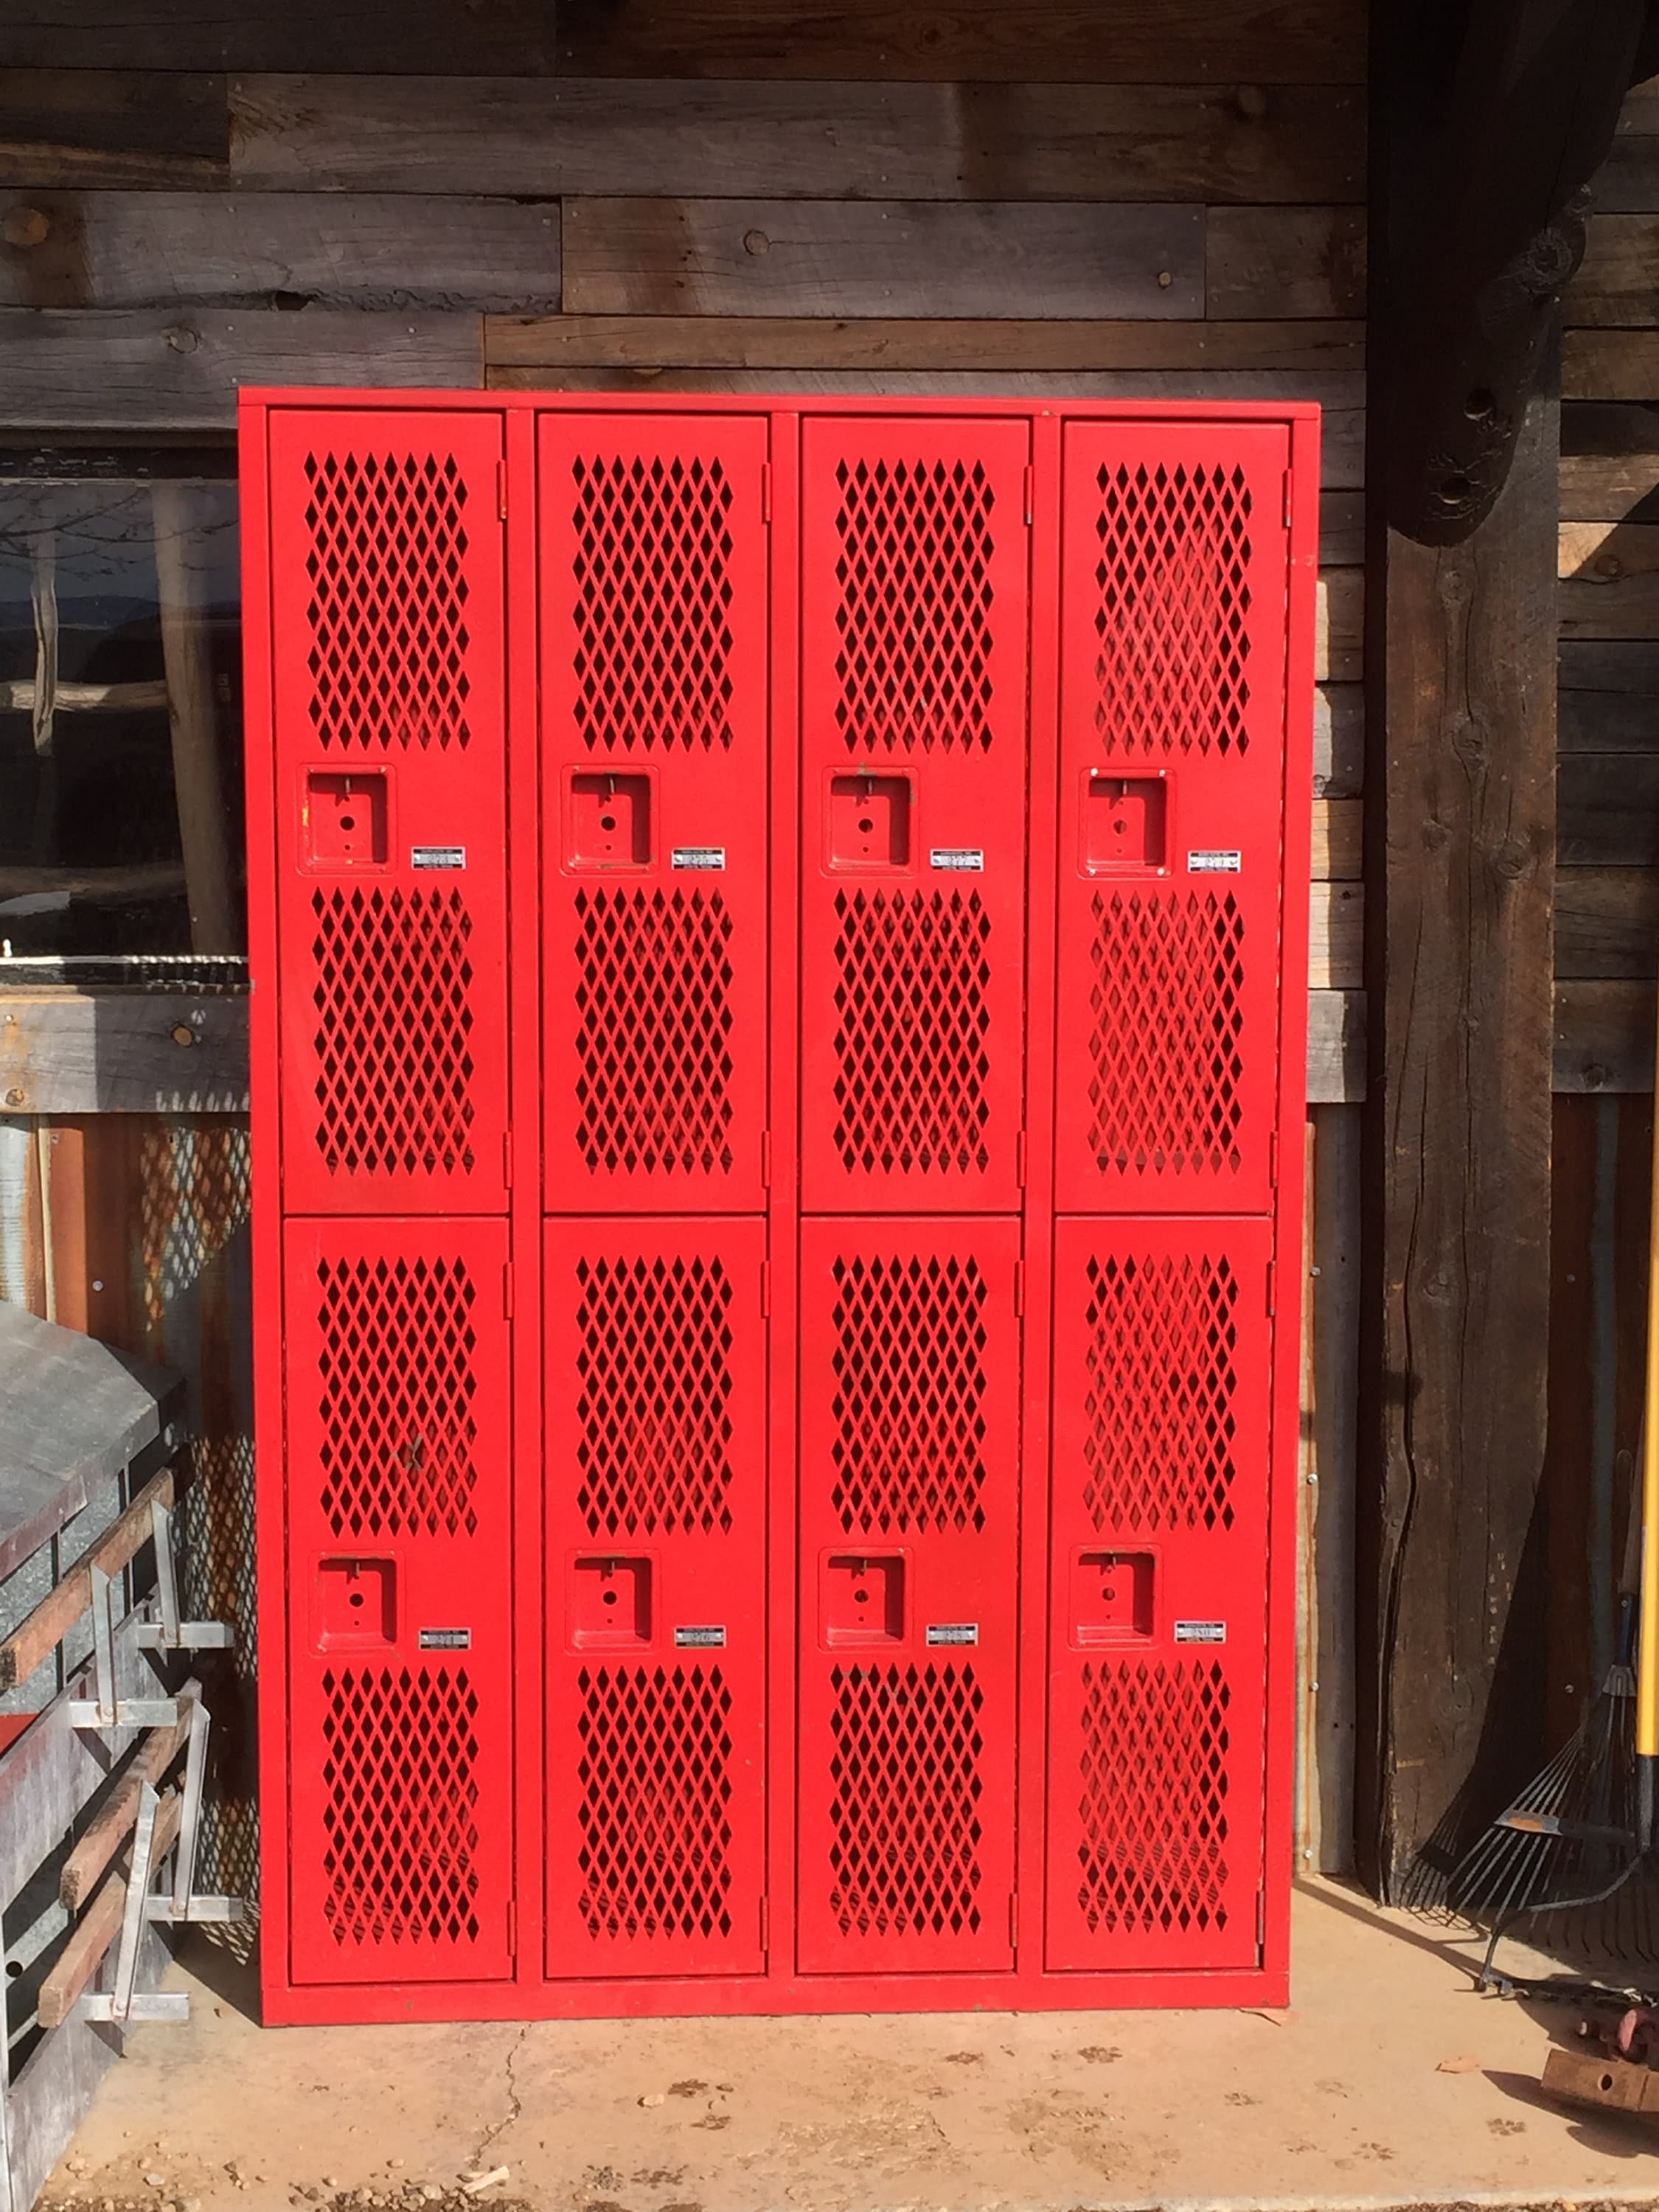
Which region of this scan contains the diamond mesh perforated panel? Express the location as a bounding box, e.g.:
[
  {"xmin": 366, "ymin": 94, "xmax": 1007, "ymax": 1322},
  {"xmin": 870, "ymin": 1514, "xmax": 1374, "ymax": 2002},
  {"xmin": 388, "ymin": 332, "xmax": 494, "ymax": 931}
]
[
  {"xmin": 310, "ymin": 886, "xmax": 476, "ymax": 1178},
  {"xmin": 1093, "ymin": 460, "xmax": 1252, "ymax": 757},
  {"xmin": 828, "ymin": 1663, "xmax": 985, "ymax": 1937},
  {"xmin": 571, "ymin": 454, "xmax": 736, "ymax": 752},
  {"xmin": 830, "ymin": 1255, "xmax": 988, "ymax": 1535},
  {"xmin": 1077, "ymin": 1658, "xmax": 1231, "ymax": 1938},
  {"xmin": 575, "ymin": 1665, "xmax": 734, "ymax": 1940},
  {"xmin": 321, "ymin": 1666, "xmax": 481, "ymax": 1947},
  {"xmin": 304, "ymin": 451, "xmax": 472, "ymax": 752},
  {"xmin": 832, "ymin": 888, "xmax": 991, "ymax": 1177},
  {"xmin": 1086, "ymin": 890, "xmax": 1245, "ymax": 1180},
  {"xmin": 832, "ymin": 456, "xmax": 996, "ymax": 754},
  {"xmin": 575, "ymin": 1254, "xmax": 734, "ymax": 1537},
  {"xmin": 317, "ymin": 1255, "xmax": 479, "ymax": 1540},
  {"xmin": 1082, "ymin": 1254, "xmax": 1238, "ymax": 1533},
  {"xmin": 574, "ymin": 887, "xmax": 735, "ymax": 1177}
]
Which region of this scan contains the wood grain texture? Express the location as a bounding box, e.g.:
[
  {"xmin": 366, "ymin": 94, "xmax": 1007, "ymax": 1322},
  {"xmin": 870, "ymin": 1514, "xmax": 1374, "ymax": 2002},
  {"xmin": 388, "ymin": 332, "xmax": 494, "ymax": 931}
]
[
  {"xmin": 1309, "ymin": 989, "xmax": 1366, "ymax": 1103},
  {"xmin": 1310, "ymin": 880, "xmax": 1362, "ymax": 989},
  {"xmin": 59, "ymin": 1697, "xmax": 195, "ymax": 1911},
  {"xmin": 1555, "ymin": 978, "xmax": 1659, "ymax": 1089},
  {"xmin": 1317, "ymin": 568, "xmax": 1363, "ymax": 681},
  {"xmin": 38, "ymin": 1791, "xmax": 182, "ymax": 2030},
  {"xmin": 1559, "ymin": 687, "xmax": 1659, "ymax": 749},
  {"xmin": 231, "ymin": 74, "xmax": 1366, "ymax": 201},
  {"xmin": 1557, "ymin": 865, "xmax": 1659, "ymax": 975},
  {"xmin": 560, "ymin": 198, "xmax": 1205, "ymax": 319},
  {"xmin": 0, "ymin": 1466, "xmax": 174, "ymax": 1694},
  {"xmin": 1315, "ymin": 682, "xmax": 1365, "ymax": 795},
  {"xmin": 484, "ymin": 311, "xmax": 1363, "ymax": 371},
  {"xmin": 1362, "ymin": 393, "xmax": 1558, "ymax": 1895},
  {"xmin": 1596, "ymin": 133, "xmax": 1659, "ymax": 213},
  {"xmin": 0, "ymin": 309, "xmax": 479, "ymax": 429},
  {"xmin": 1205, "ymin": 205, "xmax": 1366, "ymax": 318},
  {"xmin": 0, "ymin": 192, "xmax": 558, "ymax": 312},
  {"xmin": 0, "ymin": 69, "xmax": 229, "ymax": 188},
  {"xmin": 1313, "ymin": 796, "xmax": 1362, "ymax": 879},
  {"xmin": 0, "ymin": 990, "xmax": 248, "ymax": 1112},
  {"xmin": 1560, "ymin": 638, "xmax": 1659, "ymax": 692},
  {"xmin": 1560, "ymin": 754, "xmax": 1659, "ymax": 863},
  {"xmin": 552, "ymin": 0, "xmax": 1368, "ymax": 84},
  {"xmin": 0, "ymin": 1, "xmax": 558, "ymax": 74},
  {"xmin": 1566, "ymin": 216, "xmax": 1659, "ymax": 328},
  {"xmin": 1560, "ymin": 451, "xmax": 1659, "ymax": 521},
  {"xmin": 1565, "ymin": 330, "xmax": 1659, "ymax": 402},
  {"xmin": 1560, "ymin": 521, "xmax": 1659, "ymax": 638}
]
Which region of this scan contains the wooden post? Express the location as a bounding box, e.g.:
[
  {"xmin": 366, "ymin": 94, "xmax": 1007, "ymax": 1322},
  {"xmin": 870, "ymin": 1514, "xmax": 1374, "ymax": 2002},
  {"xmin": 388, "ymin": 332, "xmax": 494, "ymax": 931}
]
[
  {"xmin": 151, "ymin": 481, "xmax": 240, "ymax": 953},
  {"xmin": 1357, "ymin": 389, "xmax": 1559, "ymax": 1896}
]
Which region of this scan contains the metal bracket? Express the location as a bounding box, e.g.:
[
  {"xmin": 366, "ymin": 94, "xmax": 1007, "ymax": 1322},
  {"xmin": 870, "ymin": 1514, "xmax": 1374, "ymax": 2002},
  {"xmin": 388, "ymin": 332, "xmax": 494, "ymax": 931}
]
[
  {"xmin": 132, "ymin": 1499, "xmax": 234, "ymax": 1653},
  {"xmin": 142, "ymin": 1698, "xmax": 243, "ymax": 1929},
  {"xmin": 67, "ymin": 1568, "xmax": 182, "ymax": 1731}
]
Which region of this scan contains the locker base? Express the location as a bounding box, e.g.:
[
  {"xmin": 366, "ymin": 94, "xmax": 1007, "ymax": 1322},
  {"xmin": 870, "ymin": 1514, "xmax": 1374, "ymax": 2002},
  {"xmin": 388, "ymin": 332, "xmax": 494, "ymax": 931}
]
[{"xmin": 260, "ymin": 1963, "xmax": 1290, "ymax": 2026}]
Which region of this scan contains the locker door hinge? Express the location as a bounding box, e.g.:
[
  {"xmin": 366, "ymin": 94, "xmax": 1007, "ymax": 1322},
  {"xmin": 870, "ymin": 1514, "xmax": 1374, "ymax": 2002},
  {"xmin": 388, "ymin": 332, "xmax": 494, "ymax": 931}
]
[
  {"xmin": 1265, "ymin": 1259, "xmax": 1276, "ymax": 1318},
  {"xmin": 1023, "ymin": 465, "xmax": 1034, "ymax": 525},
  {"xmin": 759, "ymin": 1896, "xmax": 771, "ymax": 1952},
  {"xmin": 504, "ymin": 1261, "xmax": 515, "ymax": 1319},
  {"xmin": 1282, "ymin": 469, "xmax": 1293, "ymax": 529},
  {"xmin": 761, "ymin": 462, "xmax": 773, "ymax": 524},
  {"xmin": 497, "ymin": 458, "xmax": 509, "ymax": 522},
  {"xmin": 1016, "ymin": 1130, "xmax": 1028, "ymax": 1187},
  {"xmin": 507, "ymin": 1899, "xmax": 518, "ymax": 1955},
  {"xmin": 760, "ymin": 1129, "xmax": 772, "ymax": 1186},
  {"xmin": 1014, "ymin": 1261, "xmax": 1026, "ymax": 1317},
  {"xmin": 502, "ymin": 1130, "xmax": 513, "ymax": 1189},
  {"xmin": 760, "ymin": 1261, "xmax": 771, "ymax": 1318}
]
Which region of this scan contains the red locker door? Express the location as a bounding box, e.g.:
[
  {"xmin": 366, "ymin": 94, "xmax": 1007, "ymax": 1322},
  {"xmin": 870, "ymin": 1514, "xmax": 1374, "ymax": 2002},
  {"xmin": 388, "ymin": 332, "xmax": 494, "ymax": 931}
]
[
  {"xmin": 796, "ymin": 1219, "xmax": 1020, "ymax": 1976},
  {"xmin": 267, "ymin": 411, "xmax": 509, "ymax": 1216},
  {"xmin": 799, "ymin": 418, "xmax": 1030, "ymax": 1213},
  {"xmin": 1054, "ymin": 423, "xmax": 1290, "ymax": 1215},
  {"xmin": 283, "ymin": 1217, "xmax": 514, "ymax": 1986},
  {"xmin": 1044, "ymin": 1217, "xmax": 1272, "ymax": 1973},
  {"xmin": 543, "ymin": 1220, "xmax": 767, "ymax": 1978},
  {"xmin": 539, "ymin": 417, "xmax": 771, "ymax": 1213}
]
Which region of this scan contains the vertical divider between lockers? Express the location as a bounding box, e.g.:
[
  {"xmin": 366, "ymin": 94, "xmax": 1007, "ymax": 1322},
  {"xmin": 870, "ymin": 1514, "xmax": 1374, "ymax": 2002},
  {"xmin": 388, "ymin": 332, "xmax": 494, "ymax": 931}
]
[
  {"xmin": 240, "ymin": 397, "xmax": 291, "ymax": 2016},
  {"xmin": 1018, "ymin": 411, "xmax": 1065, "ymax": 1989},
  {"xmin": 1263, "ymin": 411, "xmax": 1321, "ymax": 1985},
  {"xmin": 767, "ymin": 412, "xmax": 803, "ymax": 1989},
  {"xmin": 506, "ymin": 401, "xmax": 544, "ymax": 1989}
]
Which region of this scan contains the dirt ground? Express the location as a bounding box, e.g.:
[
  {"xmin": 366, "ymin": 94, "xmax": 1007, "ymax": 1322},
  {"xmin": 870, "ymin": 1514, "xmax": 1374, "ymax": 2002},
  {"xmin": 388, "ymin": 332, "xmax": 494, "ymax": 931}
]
[{"xmin": 38, "ymin": 1878, "xmax": 1659, "ymax": 2212}]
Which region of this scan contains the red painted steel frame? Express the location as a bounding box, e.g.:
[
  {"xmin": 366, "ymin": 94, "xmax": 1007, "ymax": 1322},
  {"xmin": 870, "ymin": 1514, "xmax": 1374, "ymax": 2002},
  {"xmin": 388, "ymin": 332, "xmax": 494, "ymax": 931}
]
[{"xmin": 243, "ymin": 390, "xmax": 1316, "ymax": 2026}]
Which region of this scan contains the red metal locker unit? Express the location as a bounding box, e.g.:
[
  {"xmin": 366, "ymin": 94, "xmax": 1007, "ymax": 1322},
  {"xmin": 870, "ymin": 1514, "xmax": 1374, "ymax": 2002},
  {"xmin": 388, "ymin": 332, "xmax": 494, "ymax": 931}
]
[{"xmin": 243, "ymin": 392, "xmax": 1317, "ymax": 2025}]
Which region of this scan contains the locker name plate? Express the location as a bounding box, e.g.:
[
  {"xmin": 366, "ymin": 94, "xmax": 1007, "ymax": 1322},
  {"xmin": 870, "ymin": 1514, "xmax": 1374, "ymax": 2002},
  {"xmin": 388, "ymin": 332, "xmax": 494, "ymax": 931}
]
[
  {"xmin": 925, "ymin": 1622, "xmax": 980, "ymax": 1646},
  {"xmin": 674, "ymin": 1624, "xmax": 728, "ymax": 1647},
  {"xmin": 418, "ymin": 1627, "xmax": 473, "ymax": 1650},
  {"xmin": 672, "ymin": 846, "xmax": 726, "ymax": 871},
  {"xmin": 1187, "ymin": 849, "xmax": 1242, "ymax": 873},
  {"xmin": 1174, "ymin": 1620, "xmax": 1227, "ymax": 1644},
  {"xmin": 411, "ymin": 845, "xmax": 467, "ymax": 870},
  {"xmin": 929, "ymin": 849, "xmax": 985, "ymax": 872}
]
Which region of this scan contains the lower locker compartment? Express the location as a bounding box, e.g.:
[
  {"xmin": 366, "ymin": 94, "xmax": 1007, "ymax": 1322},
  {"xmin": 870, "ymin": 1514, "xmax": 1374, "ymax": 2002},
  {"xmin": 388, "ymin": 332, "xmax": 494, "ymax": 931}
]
[
  {"xmin": 543, "ymin": 1218, "xmax": 768, "ymax": 1979},
  {"xmin": 1044, "ymin": 1217, "xmax": 1274, "ymax": 1975},
  {"xmin": 283, "ymin": 1217, "xmax": 516, "ymax": 1987},
  {"xmin": 795, "ymin": 1218, "xmax": 1021, "ymax": 1976}
]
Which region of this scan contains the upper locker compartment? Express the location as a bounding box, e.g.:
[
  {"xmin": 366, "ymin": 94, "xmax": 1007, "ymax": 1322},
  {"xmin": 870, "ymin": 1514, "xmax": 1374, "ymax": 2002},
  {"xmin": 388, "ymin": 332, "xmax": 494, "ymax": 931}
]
[
  {"xmin": 539, "ymin": 415, "xmax": 771, "ymax": 1214},
  {"xmin": 1054, "ymin": 422, "xmax": 1291, "ymax": 1217},
  {"xmin": 268, "ymin": 410, "xmax": 510, "ymax": 1217},
  {"xmin": 799, "ymin": 417, "xmax": 1032, "ymax": 1214}
]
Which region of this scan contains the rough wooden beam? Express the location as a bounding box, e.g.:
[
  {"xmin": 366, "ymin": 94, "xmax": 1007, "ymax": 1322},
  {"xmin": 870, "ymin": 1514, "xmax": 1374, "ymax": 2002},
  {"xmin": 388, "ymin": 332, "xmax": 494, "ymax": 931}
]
[
  {"xmin": 0, "ymin": 1466, "xmax": 174, "ymax": 1695},
  {"xmin": 1358, "ymin": 387, "xmax": 1559, "ymax": 1899},
  {"xmin": 0, "ymin": 70, "xmax": 229, "ymax": 188},
  {"xmin": 0, "ymin": 990, "xmax": 248, "ymax": 1113}
]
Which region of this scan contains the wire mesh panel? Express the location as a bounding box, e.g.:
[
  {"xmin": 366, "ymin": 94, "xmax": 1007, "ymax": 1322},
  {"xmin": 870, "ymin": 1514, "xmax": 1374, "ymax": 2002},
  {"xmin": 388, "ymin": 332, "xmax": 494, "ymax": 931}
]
[
  {"xmin": 539, "ymin": 417, "xmax": 771, "ymax": 1212},
  {"xmin": 543, "ymin": 1218, "xmax": 767, "ymax": 1978},
  {"xmin": 799, "ymin": 420, "xmax": 1030, "ymax": 1213},
  {"xmin": 1053, "ymin": 424, "xmax": 1290, "ymax": 1215},
  {"xmin": 267, "ymin": 412, "xmax": 509, "ymax": 1215},
  {"xmin": 795, "ymin": 1217, "xmax": 1019, "ymax": 1975},
  {"xmin": 1044, "ymin": 1216, "xmax": 1271, "ymax": 1972},
  {"xmin": 283, "ymin": 1217, "xmax": 514, "ymax": 1986}
]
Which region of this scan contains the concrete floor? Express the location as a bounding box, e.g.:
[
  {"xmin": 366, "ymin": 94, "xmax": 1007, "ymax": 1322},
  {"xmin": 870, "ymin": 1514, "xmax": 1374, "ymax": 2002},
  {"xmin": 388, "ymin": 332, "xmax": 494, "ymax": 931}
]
[{"xmin": 38, "ymin": 1879, "xmax": 1659, "ymax": 2212}]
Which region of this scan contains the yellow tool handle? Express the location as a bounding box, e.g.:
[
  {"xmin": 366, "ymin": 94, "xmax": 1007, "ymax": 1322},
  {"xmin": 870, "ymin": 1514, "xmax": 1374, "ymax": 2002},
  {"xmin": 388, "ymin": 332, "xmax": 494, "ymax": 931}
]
[{"xmin": 1641, "ymin": 1077, "xmax": 1659, "ymax": 1761}]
